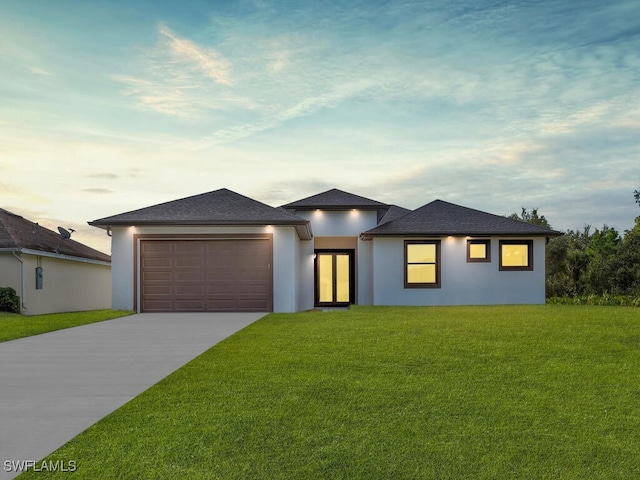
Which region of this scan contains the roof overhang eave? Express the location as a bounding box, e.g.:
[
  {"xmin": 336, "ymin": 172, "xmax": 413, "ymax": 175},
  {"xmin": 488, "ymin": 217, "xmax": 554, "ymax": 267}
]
[
  {"xmin": 284, "ymin": 205, "xmax": 386, "ymax": 211},
  {"xmin": 361, "ymin": 230, "xmax": 563, "ymax": 240},
  {"xmin": 88, "ymin": 220, "xmax": 314, "ymax": 240},
  {"xmin": 0, "ymin": 248, "xmax": 111, "ymax": 265}
]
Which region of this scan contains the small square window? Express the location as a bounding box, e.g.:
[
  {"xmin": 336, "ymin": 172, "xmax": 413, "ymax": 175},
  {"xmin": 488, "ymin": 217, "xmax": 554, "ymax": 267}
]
[{"xmin": 467, "ymin": 239, "xmax": 491, "ymax": 263}]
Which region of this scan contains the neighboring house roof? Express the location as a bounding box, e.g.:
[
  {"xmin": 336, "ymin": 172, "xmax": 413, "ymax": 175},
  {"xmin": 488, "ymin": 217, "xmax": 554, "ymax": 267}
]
[
  {"xmin": 281, "ymin": 188, "xmax": 389, "ymax": 210},
  {"xmin": 362, "ymin": 200, "xmax": 563, "ymax": 238},
  {"xmin": 89, "ymin": 188, "xmax": 312, "ymax": 240},
  {"xmin": 0, "ymin": 208, "xmax": 111, "ymax": 262}
]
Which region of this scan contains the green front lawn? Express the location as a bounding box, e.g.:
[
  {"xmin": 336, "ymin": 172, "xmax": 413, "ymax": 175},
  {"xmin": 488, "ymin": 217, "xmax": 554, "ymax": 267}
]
[
  {"xmin": 0, "ymin": 309, "xmax": 134, "ymax": 342},
  {"xmin": 21, "ymin": 305, "xmax": 640, "ymax": 479}
]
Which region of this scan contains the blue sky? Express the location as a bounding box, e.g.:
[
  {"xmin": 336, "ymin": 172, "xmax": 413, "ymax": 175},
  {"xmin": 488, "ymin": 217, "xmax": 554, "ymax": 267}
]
[{"xmin": 2, "ymin": 0, "xmax": 639, "ymax": 253}]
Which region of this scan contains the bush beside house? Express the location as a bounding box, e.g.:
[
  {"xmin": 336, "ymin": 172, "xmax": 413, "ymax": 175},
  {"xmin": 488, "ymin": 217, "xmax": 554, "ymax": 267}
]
[{"xmin": 0, "ymin": 287, "xmax": 20, "ymax": 313}]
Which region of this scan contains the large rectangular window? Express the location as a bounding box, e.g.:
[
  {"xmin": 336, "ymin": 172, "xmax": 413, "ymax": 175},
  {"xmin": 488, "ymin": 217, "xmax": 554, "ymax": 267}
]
[
  {"xmin": 467, "ymin": 239, "xmax": 491, "ymax": 263},
  {"xmin": 405, "ymin": 240, "xmax": 441, "ymax": 288},
  {"xmin": 499, "ymin": 240, "xmax": 533, "ymax": 271}
]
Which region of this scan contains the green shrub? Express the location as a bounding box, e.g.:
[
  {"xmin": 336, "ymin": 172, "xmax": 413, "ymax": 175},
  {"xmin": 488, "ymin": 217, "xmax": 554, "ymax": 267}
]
[
  {"xmin": 547, "ymin": 294, "xmax": 640, "ymax": 307},
  {"xmin": 0, "ymin": 287, "xmax": 20, "ymax": 313}
]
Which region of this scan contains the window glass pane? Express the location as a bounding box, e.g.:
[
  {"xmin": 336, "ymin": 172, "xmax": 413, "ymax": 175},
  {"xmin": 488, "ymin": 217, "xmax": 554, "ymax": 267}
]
[
  {"xmin": 407, "ymin": 244, "xmax": 436, "ymax": 263},
  {"xmin": 469, "ymin": 243, "xmax": 487, "ymax": 259},
  {"xmin": 407, "ymin": 264, "xmax": 436, "ymax": 284},
  {"xmin": 336, "ymin": 254, "xmax": 350, "ymax": 302},
  {"xmin": 502, "ymin": 244, "xmax": 528, "ymax": 267},
  {"xmin": 318, "ymin": 255, "xmax": 333, "ymax": 302}
]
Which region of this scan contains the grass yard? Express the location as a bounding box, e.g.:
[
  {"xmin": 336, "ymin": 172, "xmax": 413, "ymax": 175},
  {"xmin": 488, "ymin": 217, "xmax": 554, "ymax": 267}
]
[
  {"xmin": 0, "ymin": 309, "xmax": 134, "ymax": 342},
  {"xmin": 21, "ymin": 305, "xmax": 640, "ymax": 479}
]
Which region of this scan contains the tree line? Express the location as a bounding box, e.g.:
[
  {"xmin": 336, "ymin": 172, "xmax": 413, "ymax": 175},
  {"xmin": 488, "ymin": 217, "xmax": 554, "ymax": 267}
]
[{"xmin": 511, "ymin": 189, "xmax": 640, "ymax": 299}]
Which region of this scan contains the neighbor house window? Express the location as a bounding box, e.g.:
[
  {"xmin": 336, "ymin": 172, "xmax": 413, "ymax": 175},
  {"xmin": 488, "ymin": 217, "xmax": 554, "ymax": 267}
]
[
  {"xmin": 467, "ymin": 239, "xmax": 491, "ymax": 263},
  {"xmin": 404, "ymin": 240, "xmax": 441, "ymax": 288},
  {"xmin": 499, "ymin": 240, "xmax": 533, "ymax": 271}
]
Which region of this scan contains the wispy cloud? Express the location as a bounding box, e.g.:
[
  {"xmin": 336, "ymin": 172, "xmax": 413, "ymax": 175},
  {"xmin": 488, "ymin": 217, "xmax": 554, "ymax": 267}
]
[
  {"xmin": 82, "ymin": 188, "xmax": 114, "ymax": 194},
  {"xmin": 29, "ymin": 66, "xmax": 53, "ymax": 76},
  {"xmin": 85, "ymin": 173, "xmax": 119, "ymax": 180},
  {"xmin": 191, "ymin": 78, "xmax": 375, "ymax": 148},
  {"xmin": 158, "ymin": 24, "xmax": 232, "ymax": 85},
  {"xmin": 115, "ymin": 24, "xmax": 237, "ymax": 118}
]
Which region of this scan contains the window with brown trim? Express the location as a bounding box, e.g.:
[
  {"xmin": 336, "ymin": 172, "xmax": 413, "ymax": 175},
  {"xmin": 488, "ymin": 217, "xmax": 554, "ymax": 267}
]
[
  {"xmin": 467, "ymin": 239, "xmax": 491, "ymax": 263},
  {"xmin": 499, "ymin": 240, "xmax": 533, "ymax": 271},
  {"xmin": 404, "ymin": 240, "xmax": 441, "ymax": 288}
]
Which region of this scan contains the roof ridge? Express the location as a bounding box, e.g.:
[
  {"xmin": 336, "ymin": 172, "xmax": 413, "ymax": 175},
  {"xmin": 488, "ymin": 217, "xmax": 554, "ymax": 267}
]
[
  {"xmin": 90, "ymin": 188, "xmax": 309, "ymax": 225},
  {"xmin": 422, "ymin": 199, "xmax": 554, "ymax": 230},
  {"xmin": 282, "ymin": 188, "xmax": 388, "ymax": 208},
  {"xmin": 363, "ymin": 199, "xmax": 562, "ymax": 237}
]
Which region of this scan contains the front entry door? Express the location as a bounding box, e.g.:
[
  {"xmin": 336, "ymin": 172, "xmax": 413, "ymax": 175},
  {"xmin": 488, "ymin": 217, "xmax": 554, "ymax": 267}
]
[{"xmin": 315, "ymin": 251, "xmax": 354, "ymax": 307}]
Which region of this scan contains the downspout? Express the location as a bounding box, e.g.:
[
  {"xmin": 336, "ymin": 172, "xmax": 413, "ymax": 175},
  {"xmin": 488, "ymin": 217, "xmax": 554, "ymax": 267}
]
[{"xmin": 11, "ymin": 250, "xmax": 26, "ymax": 311}]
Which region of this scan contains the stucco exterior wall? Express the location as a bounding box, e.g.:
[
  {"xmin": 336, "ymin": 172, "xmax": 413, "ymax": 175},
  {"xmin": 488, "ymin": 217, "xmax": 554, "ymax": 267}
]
[
  {"xmin": 357, "ymin": 238, "xmax": 374, "ymax": 305},
  {"xmin": 272, "ymin": 226, "xmax": 297, "ymax": 313},
  {"xmin": 296, "ymin": 210, "xmax": 378, "ymax": 306},
  {"xmin": 109, "ymin": 225, "xmax": 304, "ymax": 313},
  {"xmin": 296, "ymin": 238, "xmax": 314, "ymax": 311},
  {"xmin": 296, "ymin": 210, "xmax": 378, "ymax": 236},
  {"xmin": 0, "ymin": 254, "xmax": 21, "ymax": 302},
  {"xmin": 111, "ymin": 227, "xmax": 135, "ymax": 311},
  {"xmin": 0, "ymin": 252, "xmax": 111, "ymax": 315},
  {"xmin": 372, "ymin": 236, "xmax": 546, "ymax": 306}
]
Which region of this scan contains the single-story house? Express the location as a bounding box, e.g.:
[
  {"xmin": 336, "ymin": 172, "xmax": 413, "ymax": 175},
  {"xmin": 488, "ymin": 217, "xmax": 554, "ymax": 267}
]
[
  {"xmin": 0, "ymin": 208, "xmax": 111, "ymax": 315},
  {"xmin": 89, "ymin": 188, "xmax": 561, "ymax": 313}
]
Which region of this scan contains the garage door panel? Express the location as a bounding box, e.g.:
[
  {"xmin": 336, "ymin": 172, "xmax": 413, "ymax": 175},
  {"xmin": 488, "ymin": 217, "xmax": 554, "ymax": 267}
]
[
  {"xmin": 238, "ymin": 285, "xmax": 270, "ymax": 296},
  {"xmin": 207, "ymin": 304, "xmax": 242, "ymax": 312},
  {"xmin": 143, "ymin": 285, "xmax": 173, "ymax": 295},
  {"xmin": 175, "ymin": 285, "xmax": 207, "ymax": 295},
  {"xmin": 206, "ymin": 283, "xmax": 237, "ymax": 294},
  {"xmin": 140, "ymin": 238, "xmax": 271, "ymax": 312},
  {"xmin": 142, "ymin": 242, "xmax": 172, "ymax": 253},
  {"xmin": 237, "ymin": 266, "xmax": 269, "ymax": 276},
  {"xmin": 143, "ymin": 257, "xmax": 173, "ymax": 268},
  {"xmin": 143, "ymin": 300, "xmax": 174, "ymax": 312},
  {"xmin": 206, "ymin": 255, "xmax": 235, "ymax": 267},
  {"xmin": 142, "ymin": 271, "xmax": 173, "ymax": 282},
  {"xmin": 175, "ymin": 271, "xmax": 205, "ymax": 282},
  {"xmin": 174, "ymin": 257, "xmax": 204, "ymax": 268},
  {"xmin": 206, "ymin": 269, "xmax": 235, "ymax": 281},
  {"xmin": 174, "ymin": 300, "xmax": 206, "ymax": 311},
  {"xmin": 237, "ymin": 298, "xmax": 269, "ymax": 309},
  {"xmin": 175, "ymin": 242, "xmax": 206, "ymax": 254}
]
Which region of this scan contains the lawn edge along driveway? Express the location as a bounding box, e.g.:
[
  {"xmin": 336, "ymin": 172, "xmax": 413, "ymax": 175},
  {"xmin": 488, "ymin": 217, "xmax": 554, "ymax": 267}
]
[
  {"xmin": 0, "ymin": 312, "xmax": 264, "ymax": 480},
  {"xmin": 0, "ymin": 310, "xmax": 134, "ymax": 343}
]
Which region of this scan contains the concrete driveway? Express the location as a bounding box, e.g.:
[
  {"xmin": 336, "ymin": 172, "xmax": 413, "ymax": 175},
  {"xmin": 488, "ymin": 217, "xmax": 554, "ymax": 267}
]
[{"xmin": 0, "ymin": 312, "xmax": 264, "ymax": 480}]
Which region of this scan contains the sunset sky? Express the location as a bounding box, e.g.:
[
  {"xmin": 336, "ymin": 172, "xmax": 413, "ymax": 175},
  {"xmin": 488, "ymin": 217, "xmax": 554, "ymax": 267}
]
[{"xmin": 2, "ymin": 0, "xmax": 639, "ymax": 254}]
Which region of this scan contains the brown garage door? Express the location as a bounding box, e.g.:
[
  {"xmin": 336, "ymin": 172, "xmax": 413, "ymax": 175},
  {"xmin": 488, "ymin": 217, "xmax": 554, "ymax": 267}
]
[{"xmin": 140, "ymin": 238, "xmax": 272, "ymax": 312}]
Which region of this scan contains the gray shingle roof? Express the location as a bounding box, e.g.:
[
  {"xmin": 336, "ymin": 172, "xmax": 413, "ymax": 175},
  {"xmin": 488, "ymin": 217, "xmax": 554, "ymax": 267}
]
[
  {"xmin": 362, "ymin": 200, "xmax": 562, "ymax": 238},
  {"xmin": 89, "ymin": 188, "xmax": 312, "ymax": 239},
  {"xmin": 378, "ymin": 205, "xmax": 412, "ymax": 225},
  {"xmin": 0, "ymin": 208, "xmax": 111, "ymax": 262},
  {"xmin": 281, "ymin": 188, "xmax": 389, "ymax": 210}
]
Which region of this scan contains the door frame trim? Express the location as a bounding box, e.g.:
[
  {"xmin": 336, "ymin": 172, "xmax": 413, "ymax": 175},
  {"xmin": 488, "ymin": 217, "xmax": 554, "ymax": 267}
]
[{"xmin": 313, "ymin": 249, "xmax": 355, "ymax": 307}]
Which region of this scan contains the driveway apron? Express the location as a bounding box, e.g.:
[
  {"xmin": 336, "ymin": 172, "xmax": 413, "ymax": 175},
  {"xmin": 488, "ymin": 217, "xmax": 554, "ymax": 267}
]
[{"xmin": 0, "ymin": 312, "xmax": 264, "ymax": 480}]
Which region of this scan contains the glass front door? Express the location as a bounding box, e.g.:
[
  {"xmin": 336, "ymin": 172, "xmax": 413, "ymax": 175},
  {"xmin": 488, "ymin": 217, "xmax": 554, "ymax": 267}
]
[{"xmin": 315, "ymin": 251, "xmax": 353, "ymax": 306}]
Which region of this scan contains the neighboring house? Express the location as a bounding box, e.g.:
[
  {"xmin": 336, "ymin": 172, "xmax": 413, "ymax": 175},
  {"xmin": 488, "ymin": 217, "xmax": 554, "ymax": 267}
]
[
  {"xmin": 0, "ymin": 208, "xmax": 111, "ymax": 315},
  {"xmin": 89, "ymin": 188, "xmax": 561, "ymax": 313}
]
